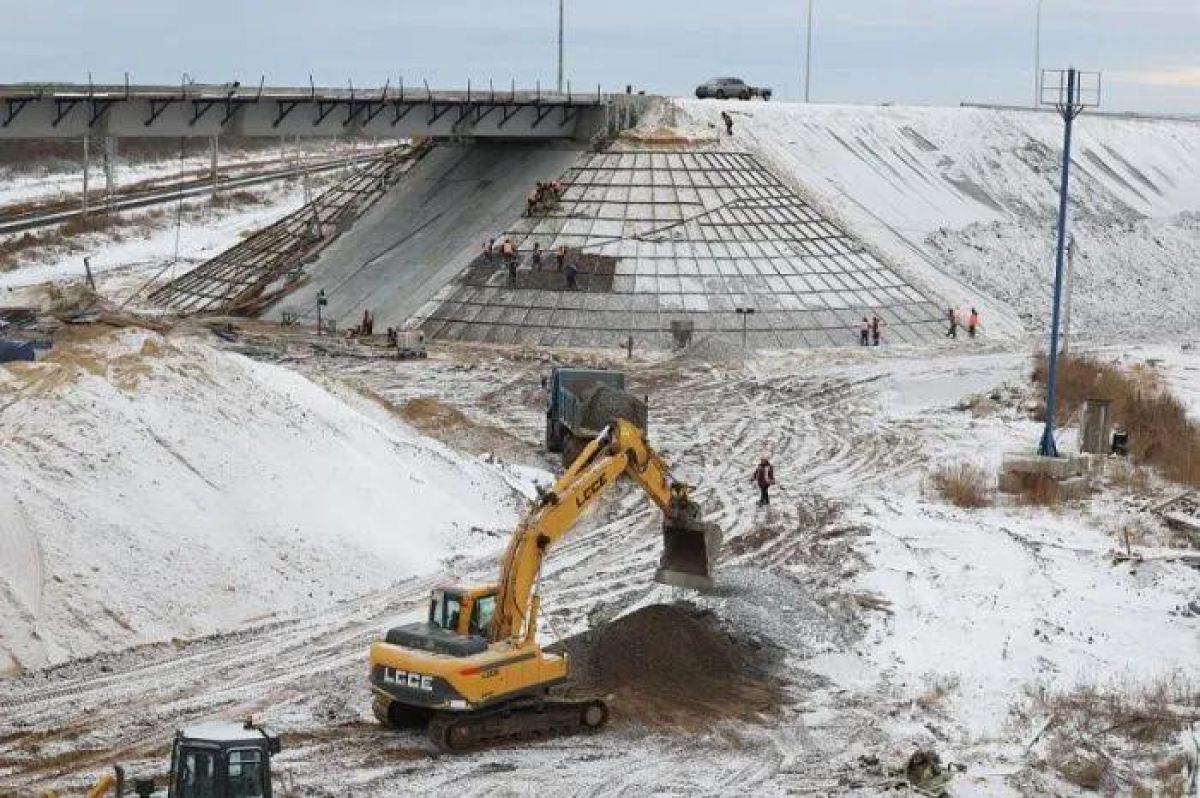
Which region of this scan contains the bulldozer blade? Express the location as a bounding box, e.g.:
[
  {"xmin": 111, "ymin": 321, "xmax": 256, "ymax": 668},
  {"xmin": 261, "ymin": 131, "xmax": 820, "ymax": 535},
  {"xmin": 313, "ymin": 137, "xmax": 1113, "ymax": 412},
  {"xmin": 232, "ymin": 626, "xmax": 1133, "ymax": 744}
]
[{"xmin": 655, "ymin": 520, "xmax": 722, "ymax": 590}]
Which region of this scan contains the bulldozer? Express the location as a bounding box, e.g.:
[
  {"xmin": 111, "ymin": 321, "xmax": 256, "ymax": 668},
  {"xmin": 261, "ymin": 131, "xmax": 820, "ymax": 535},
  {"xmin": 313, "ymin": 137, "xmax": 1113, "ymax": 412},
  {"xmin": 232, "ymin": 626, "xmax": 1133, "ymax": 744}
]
[
  {"xmin": 47, "ymin": 720, "xmax": 281, "ymax": 798},
  {"xmin": 369, "ymin": 418, "xmax": 721, "ymax": 751}
]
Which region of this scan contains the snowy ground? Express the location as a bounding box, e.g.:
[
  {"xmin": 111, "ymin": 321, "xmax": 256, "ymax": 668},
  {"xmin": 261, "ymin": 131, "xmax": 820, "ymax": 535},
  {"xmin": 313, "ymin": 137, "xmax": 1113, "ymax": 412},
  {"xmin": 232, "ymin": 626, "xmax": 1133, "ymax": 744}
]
[
  {"xmin": 0, "ymin": 330, "xmax": 540, "ymax": 675},
  {"xmin": 1, "ymin": 336, "xmax": 1195, "ymax": 796},
  {"xmin": 676, "ymin": 100, "xmax": 1200, "ymax": 344},
  {"xmin": 0, "ymin": 103, "xmax": 1197, "ymax": 796}
]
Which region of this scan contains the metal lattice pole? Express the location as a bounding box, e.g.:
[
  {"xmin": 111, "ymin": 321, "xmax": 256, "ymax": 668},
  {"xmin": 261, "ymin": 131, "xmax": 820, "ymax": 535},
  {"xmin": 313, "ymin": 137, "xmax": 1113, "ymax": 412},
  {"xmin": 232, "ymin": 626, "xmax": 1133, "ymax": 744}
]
[{"xmin": 1038, "ymin": 67, "xmax": 1083, "ymax": 458}]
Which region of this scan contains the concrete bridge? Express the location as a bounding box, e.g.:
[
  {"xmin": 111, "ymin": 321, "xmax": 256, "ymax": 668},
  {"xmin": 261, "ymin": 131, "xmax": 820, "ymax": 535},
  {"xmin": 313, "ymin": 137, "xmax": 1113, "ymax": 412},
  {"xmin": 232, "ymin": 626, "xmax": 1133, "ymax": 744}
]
[{"xmin": 0, "ymin": 82, "xmax": 633, "ymax": 141}]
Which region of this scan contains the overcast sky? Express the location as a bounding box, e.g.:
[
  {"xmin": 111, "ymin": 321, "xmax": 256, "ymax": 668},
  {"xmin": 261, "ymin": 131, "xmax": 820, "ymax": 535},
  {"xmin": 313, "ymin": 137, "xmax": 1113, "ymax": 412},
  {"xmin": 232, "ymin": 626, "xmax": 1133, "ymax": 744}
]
[{"xmin": 2, "ymin": 1, "xmax": 1198, "ymax": 114}]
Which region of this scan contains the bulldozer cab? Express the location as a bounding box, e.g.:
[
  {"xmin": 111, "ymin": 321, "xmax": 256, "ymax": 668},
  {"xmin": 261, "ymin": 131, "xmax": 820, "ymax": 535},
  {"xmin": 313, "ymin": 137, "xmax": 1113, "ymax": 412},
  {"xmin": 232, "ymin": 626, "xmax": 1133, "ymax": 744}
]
[
  {"xmin": 167, "ymin": 721, "xmax": 279, "ymax": 798},
  {"xmin": 429, "ymin": 585, "xmax": 497, "ymax": 638}
]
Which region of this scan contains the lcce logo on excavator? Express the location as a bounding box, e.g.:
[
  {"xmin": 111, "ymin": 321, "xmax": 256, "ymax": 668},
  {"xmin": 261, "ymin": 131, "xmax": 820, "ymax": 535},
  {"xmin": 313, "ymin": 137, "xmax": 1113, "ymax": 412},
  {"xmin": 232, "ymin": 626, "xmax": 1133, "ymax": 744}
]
[
  {"xmin": 575, "ymin": 474, "xmax": 607, "ymax": 508},
  {"xmin": 382, "ymin": 667, "xmax": 433, "ymax": 692}
]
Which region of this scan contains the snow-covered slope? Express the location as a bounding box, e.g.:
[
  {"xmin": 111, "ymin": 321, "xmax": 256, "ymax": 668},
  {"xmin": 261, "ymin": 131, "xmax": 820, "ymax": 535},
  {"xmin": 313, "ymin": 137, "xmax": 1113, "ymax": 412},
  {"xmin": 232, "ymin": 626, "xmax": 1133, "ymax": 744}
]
[
  {"xmin": 678, "ymin": 101, "xmax": 1200, "ymax": 342},
  {"xmin": 0, "ymin": 330, "xmax": 530, "ymax": 672}
]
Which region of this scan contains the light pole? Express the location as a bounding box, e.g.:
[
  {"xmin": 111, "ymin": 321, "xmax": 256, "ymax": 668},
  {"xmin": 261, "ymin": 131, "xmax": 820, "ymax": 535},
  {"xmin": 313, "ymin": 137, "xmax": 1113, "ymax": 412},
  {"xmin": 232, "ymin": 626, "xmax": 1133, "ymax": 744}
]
[
  {"xmin": 557, "ymin": 0, "xmax": 565, "ymax": 94},
  {"xmin": 804, "ymin": 0, "xmax": 814, "ymax": 103},
  {"xmin": 736, "ymin": 307, "xmax": 755, "ymax": 349},
  {"xmin": 1033, "ymin": 0, "xmax": 1044, "ymax": 108},
  {"xmin": 1038, "ymin": 67, "xmax": 1098, "ymax": 458}
]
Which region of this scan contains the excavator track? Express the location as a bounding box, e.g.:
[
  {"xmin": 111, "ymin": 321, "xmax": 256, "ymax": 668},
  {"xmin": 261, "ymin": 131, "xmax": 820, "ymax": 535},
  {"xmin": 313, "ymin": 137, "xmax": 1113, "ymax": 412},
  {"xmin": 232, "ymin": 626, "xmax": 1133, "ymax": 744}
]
[{"xmin": 427, "ymin": 695, "xmax": 609, "ymax": 753}]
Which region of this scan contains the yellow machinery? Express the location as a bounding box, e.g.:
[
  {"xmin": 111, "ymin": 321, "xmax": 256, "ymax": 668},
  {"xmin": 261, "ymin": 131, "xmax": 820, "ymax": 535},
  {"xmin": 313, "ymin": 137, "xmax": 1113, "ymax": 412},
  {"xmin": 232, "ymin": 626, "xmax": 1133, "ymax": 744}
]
[{"xmin": 369, "ymin": 418, "xmax": 721, "ymax": 751}]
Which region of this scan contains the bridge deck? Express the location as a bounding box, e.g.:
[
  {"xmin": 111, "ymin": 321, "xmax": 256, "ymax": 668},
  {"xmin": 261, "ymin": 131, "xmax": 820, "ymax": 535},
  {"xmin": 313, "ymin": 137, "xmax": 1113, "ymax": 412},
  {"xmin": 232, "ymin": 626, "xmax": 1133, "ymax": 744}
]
[{"xmin": 0, "ymin": 83, "xmax": 620, "ymax": 140}]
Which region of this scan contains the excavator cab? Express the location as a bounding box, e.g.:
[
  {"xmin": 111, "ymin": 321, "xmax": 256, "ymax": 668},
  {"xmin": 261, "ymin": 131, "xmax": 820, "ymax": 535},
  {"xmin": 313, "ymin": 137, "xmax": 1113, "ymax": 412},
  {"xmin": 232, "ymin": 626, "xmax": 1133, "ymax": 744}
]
[
  {"xmin": 74, "ymin": 721, "xmax": 280, "ymax": 798},
  {"xmin": 167, "ymin": 721, "xmax": 279, "ymax": 798},
  {"xmin": 428, "ymin": 586, "xmax": 497, "ymax": 638}
]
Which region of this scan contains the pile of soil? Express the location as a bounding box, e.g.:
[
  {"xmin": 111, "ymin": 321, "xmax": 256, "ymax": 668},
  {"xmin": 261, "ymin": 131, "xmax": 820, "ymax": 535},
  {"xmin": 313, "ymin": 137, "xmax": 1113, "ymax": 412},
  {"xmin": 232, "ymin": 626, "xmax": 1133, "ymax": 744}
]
[{"xmin": 557, "ymin": 604, "xmax": 783, "ymax": 730}]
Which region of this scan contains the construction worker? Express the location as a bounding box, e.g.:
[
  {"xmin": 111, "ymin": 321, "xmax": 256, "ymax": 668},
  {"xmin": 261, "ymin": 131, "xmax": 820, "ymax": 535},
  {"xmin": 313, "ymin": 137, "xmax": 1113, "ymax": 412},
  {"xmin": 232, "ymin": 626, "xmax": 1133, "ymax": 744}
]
[
  {"xmin": 751, "ymin": 457, "xmax": 775, "ymax": 506},
  {"xmin": 859, "ymin": 317, "xmax": 870, "ymax": 346},
  {"xmin": 483, "ymin": 239, "xmax": 495, "ymax": 264},
  {"xmin": 721, "ymin": 111, "xmax": 734, "ymax": 136},
  {"xmin": 871, "ymin": 315, "xmax": 882, "ymax": 346},
  {"xmin": 556, "ymin": 244, "xmax": 568, "ymax": 271},
  {"xmin": 968, "ymin": 307, "xmax": 980, "ymax": 338},
  {"xmin": 531, "ymin": 242, "xmax": 542, "ymax": 269},
  {"xmin": 507, "ymin": 257, "xmax": 518, "ymax": 288},
  {"xmin": 565, "ymin": 260, "xmax": 579, "ymax": 291},
  {"xmin": 946, "ymin": 308, "xmax": 958, "ymax": 339},
  {"xmin": 501, "ymin": 237, "xmax": 516, "ymax": 267}
]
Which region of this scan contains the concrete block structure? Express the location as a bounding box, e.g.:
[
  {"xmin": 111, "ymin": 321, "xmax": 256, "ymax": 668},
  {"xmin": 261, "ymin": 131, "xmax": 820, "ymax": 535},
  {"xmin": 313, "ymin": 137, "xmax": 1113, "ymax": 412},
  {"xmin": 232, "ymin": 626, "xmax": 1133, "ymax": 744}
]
[{"xmin": 416, "ymin": 149, "xmax": 946, "ymax": 349}]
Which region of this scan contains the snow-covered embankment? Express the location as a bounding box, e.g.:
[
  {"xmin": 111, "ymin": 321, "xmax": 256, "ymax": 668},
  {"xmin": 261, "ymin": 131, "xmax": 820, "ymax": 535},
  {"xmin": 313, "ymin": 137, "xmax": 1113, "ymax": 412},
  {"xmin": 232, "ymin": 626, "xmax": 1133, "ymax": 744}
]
[
  {"xmin": 0, "ymin": 330, "xmax": 530, "ymax": 672},
  {"xmin": 680, "ymin": 100, "xmax": 1200, "ymax": 343}
]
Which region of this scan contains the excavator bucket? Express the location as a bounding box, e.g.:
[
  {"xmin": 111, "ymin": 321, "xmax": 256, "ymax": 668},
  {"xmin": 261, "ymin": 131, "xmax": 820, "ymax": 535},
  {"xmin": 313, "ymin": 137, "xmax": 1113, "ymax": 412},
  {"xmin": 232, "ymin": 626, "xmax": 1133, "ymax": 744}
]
[{"xmin": 656, "ymin": 518, "xmax": 722, "ymax": 590}]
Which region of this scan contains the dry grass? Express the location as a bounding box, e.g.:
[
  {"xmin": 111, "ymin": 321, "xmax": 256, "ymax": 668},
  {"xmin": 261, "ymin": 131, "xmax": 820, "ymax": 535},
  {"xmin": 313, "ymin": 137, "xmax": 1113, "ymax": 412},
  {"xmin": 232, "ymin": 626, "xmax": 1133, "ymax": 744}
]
[
  {"xmin": 0, "ymin": 208, "xmax": 169, "ymax": 270},
  {"xmin": 928, "ymin": 462, "xmax": 992, "ymax": 508},
  {"xmin": 915, "ymin": 673, "xmax": 962, "ymax": 710},
  {"xmin": 209, "ymin": 189, "xmax": 266, "ymax": 209},
  {"xmin": 1015, "ymin": 674, "xmax": 1199, "ymax": 794},
  {"xmin": 1033, "ymin": 353, "xmax": 1200, "ymax": 487},
  {"xmin": 1107, "ymin": 460, "xmax": 1153, "ymax": 495},
  {"xmin": 1056, "ymin": 754, "xmax": 1110, "ymax": 791}
]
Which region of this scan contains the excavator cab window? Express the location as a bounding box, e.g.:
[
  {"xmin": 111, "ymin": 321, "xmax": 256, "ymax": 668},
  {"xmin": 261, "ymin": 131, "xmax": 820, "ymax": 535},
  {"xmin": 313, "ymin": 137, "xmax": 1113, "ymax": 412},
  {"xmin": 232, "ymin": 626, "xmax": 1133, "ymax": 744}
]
[
  {"xmin": 227, "ymin": 748, "xmax": 267, "ymax": 797},
  {"xmin": 176, "ymin": 747, "xmax": 219, "ymax": 798},
  {"xmin": 429, "ymin": 589, "xmax": 464, "ymax": 633},
  {"xmin": 468, "ymin": 593, "xmax": 496, "ymax": 637}
]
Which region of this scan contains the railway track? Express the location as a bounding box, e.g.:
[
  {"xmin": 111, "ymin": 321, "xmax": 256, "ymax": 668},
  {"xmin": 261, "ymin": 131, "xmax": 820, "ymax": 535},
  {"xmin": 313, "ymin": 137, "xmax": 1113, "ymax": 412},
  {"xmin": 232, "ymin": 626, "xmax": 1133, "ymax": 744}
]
[{"xmin": 0, "ymin": 152, "xmax": 388, "ymax": 237}]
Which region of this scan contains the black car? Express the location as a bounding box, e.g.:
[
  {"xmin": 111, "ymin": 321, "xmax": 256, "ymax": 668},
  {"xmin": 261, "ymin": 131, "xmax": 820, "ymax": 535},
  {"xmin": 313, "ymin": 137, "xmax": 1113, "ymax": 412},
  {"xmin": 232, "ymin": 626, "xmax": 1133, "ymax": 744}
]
[{"xmin": 694, "ymin": 77, "xmax": 772, "ymax": 101}]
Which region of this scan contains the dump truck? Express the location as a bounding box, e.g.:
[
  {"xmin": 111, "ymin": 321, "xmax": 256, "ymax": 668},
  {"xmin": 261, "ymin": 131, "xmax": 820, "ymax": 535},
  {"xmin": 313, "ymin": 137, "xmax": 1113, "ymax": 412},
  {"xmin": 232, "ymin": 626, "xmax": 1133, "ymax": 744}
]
[
  {"xmin": 545, "ymin": 367, "xmax": 647, "ymax": 466},
  {"xmin": 369, "ymin": 418, "xmax": 722, "ymax": 752},
  {"xmin": 49, "ymin": 720, "xmax": 281, "ymax": 798}
]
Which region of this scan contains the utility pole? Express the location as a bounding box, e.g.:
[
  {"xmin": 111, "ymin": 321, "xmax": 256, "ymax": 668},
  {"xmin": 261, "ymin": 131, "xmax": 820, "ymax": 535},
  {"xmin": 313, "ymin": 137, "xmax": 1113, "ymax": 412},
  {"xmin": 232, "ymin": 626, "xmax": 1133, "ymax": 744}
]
[
  {"xmin": 1033, "ymin": 0, "xmax": 1044, "ymax": 109},
  {"xmin": 557, "ymin": 0, "xmax": 565, "ymax": 94},
  {"xmin": 804, "ymin": 0, "xmax": 814, "ymax": 103},
  {"xmin": 210, "ymin": 135, "xmax": 219, "ymax": 197},
  {"xmin": 1038, "ymin": 67, "xmax": 1099, "ymax": 458},
  {"xmin": 736, "ymin": 307, "xmax": 755, "ymax": 349},
  {"xmin": 81, "ymin": 133, "xmax": 90, "ymax": 218}
]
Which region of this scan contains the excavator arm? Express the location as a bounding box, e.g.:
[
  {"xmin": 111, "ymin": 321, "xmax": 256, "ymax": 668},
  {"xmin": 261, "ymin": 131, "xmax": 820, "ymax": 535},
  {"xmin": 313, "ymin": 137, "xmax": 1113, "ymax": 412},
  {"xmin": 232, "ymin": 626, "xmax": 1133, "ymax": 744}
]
[{"xmin": 489, "ymin": 419, "xmax": 719, "ymax": 643}]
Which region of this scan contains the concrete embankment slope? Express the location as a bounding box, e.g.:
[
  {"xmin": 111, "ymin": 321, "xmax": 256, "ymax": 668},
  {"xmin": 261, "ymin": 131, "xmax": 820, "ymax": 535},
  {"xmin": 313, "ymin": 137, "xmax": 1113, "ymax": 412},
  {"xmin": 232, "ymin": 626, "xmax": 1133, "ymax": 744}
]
[
  {"xmin": 679, "ymin": 100, "xmax": 1200, "ymax": 342},
  {"xmin": 272, "ymin": 142, "xmax": 583, "ymax": 331}
]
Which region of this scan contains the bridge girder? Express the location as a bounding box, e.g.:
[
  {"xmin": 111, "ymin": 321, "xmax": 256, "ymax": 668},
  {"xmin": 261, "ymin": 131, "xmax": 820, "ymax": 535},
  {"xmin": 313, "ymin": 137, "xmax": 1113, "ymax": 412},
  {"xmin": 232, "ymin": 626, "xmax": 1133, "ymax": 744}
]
[{"xmin": 0, "ymin": 84, "xmax": 613, "ymax": 140}]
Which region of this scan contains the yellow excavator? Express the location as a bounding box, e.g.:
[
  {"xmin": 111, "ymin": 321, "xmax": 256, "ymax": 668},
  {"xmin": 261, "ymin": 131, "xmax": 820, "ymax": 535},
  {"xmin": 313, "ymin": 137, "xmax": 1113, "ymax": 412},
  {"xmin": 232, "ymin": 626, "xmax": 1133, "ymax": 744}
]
[{"xmin": 368, "ymin": 418, "xmax": 721, "ymax": 751}]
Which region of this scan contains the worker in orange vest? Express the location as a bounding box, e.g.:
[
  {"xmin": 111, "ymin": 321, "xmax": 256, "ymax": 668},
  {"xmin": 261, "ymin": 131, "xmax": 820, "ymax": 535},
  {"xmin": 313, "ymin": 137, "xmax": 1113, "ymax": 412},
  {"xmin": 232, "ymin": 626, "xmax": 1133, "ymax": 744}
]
[{"xmin": 968, "ymin": 308, "xmax": 981, "ymax": 338}]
